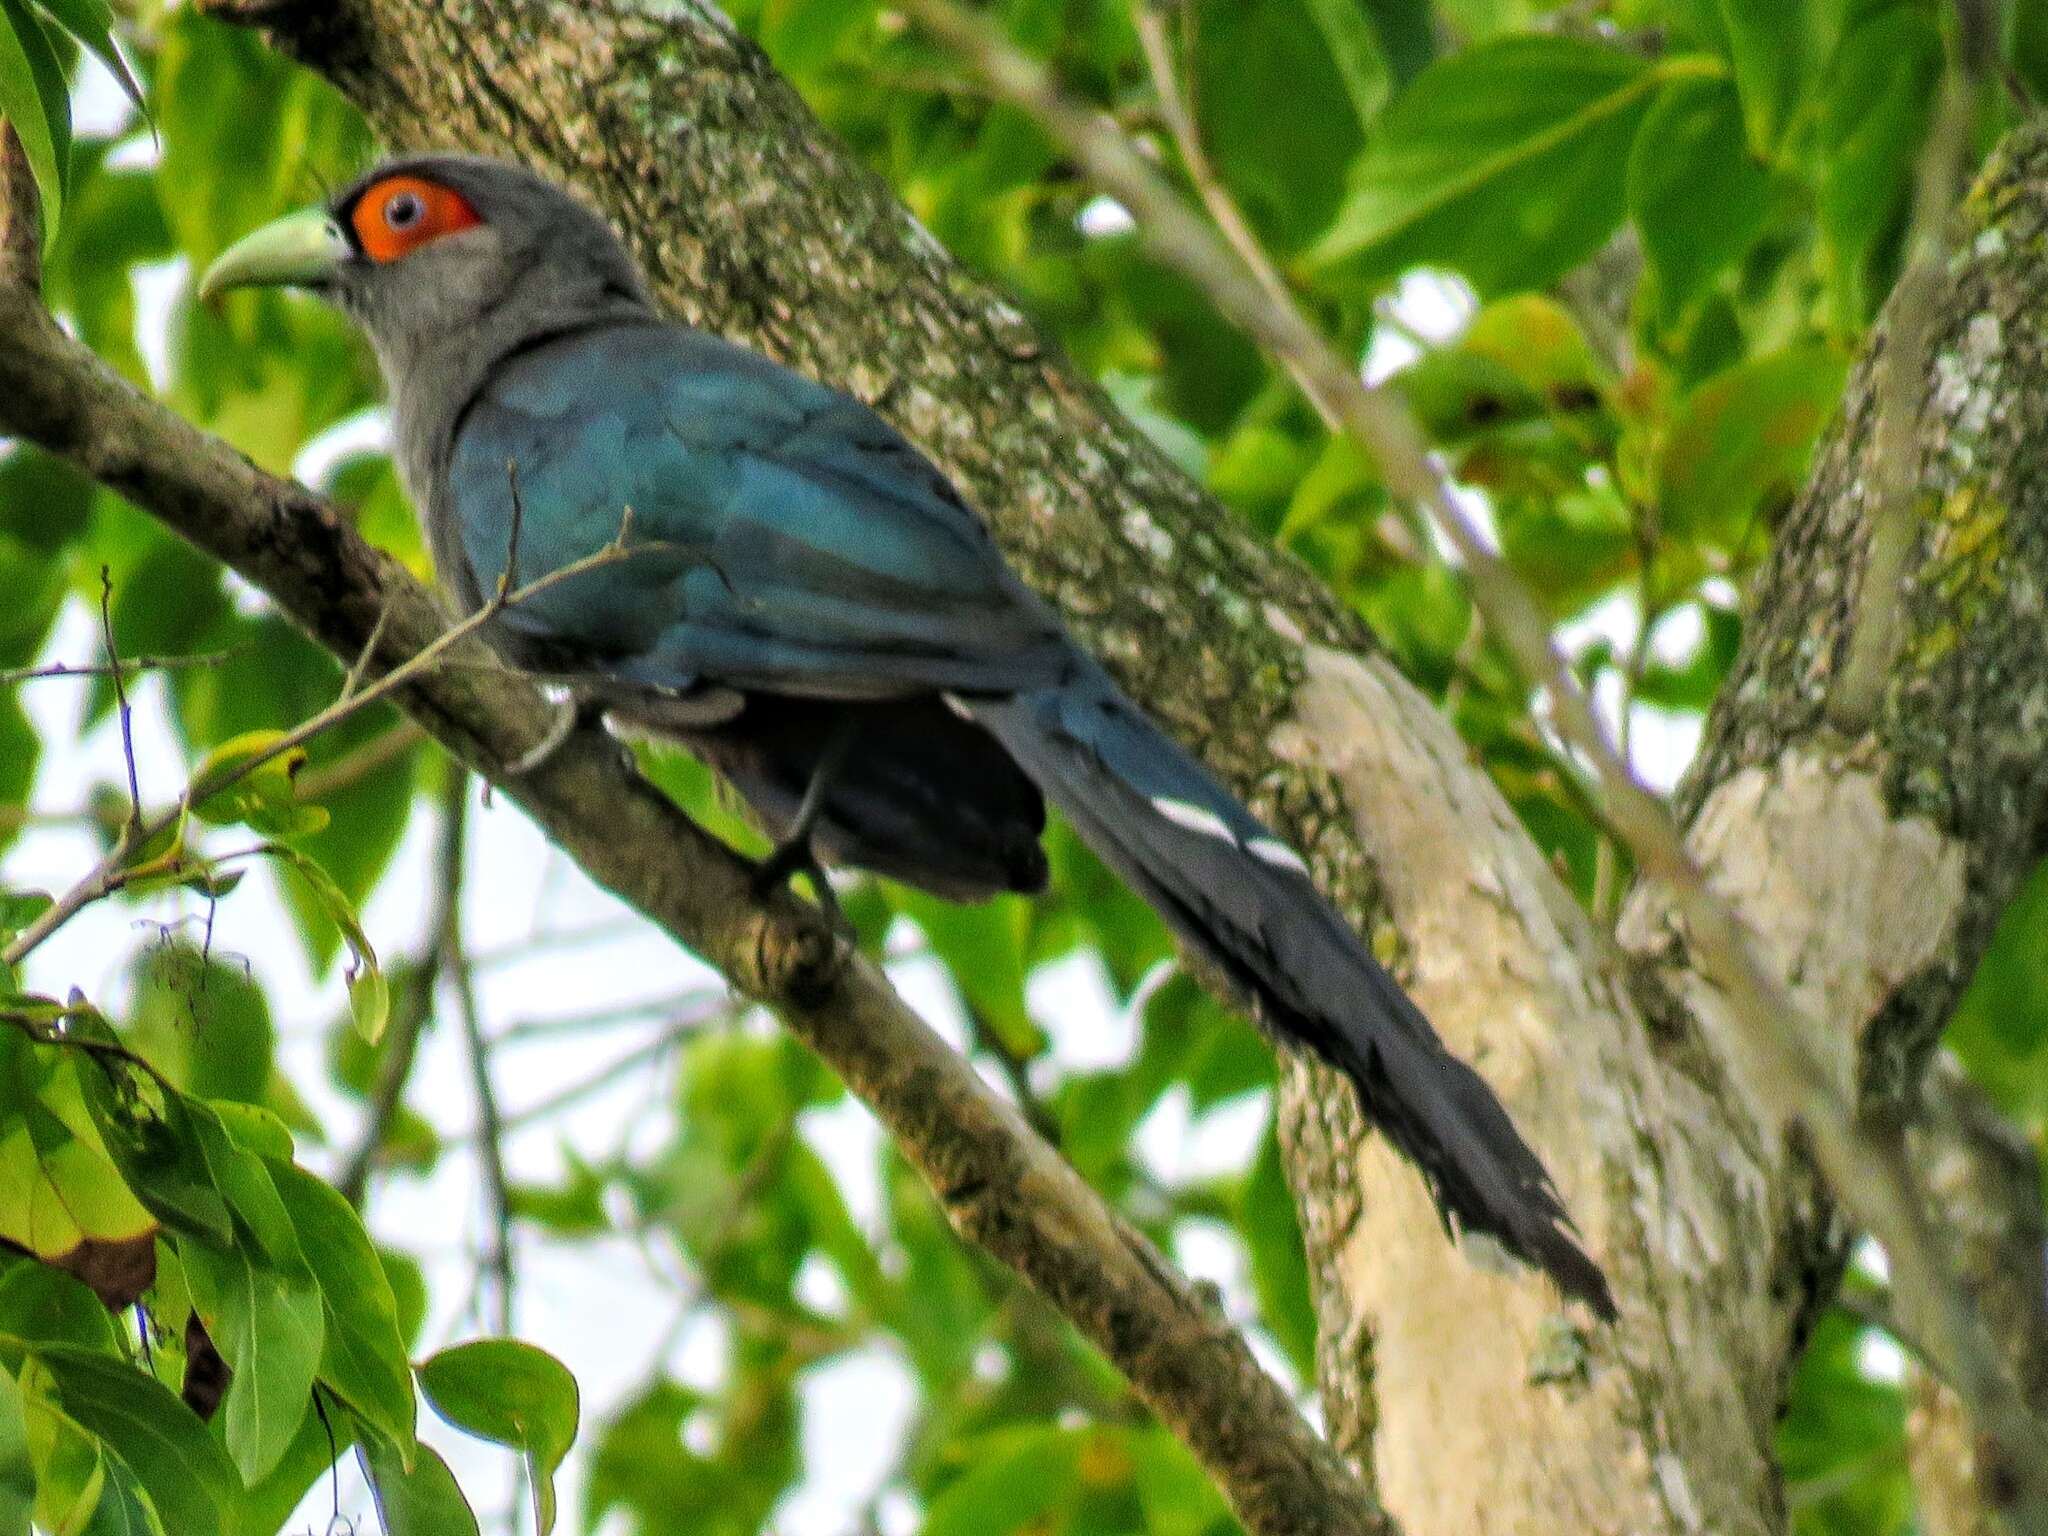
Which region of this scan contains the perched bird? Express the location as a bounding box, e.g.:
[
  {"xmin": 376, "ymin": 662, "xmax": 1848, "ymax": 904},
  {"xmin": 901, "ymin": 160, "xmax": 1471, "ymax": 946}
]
[{"xmin": 201, "ymin": 155, "xmax": 1613, "ymax": 1318}]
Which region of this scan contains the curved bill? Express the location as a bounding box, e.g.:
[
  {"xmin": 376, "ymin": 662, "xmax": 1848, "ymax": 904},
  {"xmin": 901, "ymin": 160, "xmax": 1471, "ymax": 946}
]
[{"xmin": 197, "ymin": 209, "xmax": 352, "ymax": 301}]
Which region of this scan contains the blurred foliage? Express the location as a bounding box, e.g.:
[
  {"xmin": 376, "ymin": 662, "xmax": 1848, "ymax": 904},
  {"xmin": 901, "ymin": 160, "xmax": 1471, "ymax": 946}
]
[{"xmin": 0, "ymin": 0, "xmax": 2042, "ymax": 1532}]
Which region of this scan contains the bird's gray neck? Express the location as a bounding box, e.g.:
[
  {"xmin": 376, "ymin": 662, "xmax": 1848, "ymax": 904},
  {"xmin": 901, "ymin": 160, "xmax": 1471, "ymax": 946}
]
[{"xmin": 377, "ymin": 284, "xmax": 655, "ymax": 596}]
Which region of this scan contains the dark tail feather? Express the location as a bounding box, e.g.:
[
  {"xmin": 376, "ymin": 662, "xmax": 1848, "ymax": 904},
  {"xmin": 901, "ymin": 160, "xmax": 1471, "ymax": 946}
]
[{"xmin": 965, "ymin": 663, "xmax": 1615, "ymax": 1320}]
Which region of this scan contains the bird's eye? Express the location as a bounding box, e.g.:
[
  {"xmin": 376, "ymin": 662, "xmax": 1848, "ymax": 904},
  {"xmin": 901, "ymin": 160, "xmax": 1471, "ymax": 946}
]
[
  {"xmin": 384, "ymin": 189, "xmax": 425, "ymax": 230},
  {"xmin": 350, "ymin": 174, "xmax": 483, "ymax": 262}
]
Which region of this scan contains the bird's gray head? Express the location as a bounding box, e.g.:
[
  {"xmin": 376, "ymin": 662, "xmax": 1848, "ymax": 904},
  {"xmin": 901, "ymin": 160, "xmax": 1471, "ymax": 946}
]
[{"xmin": 199, "ymin": 154, "xmax": 652, "ymax": 406}]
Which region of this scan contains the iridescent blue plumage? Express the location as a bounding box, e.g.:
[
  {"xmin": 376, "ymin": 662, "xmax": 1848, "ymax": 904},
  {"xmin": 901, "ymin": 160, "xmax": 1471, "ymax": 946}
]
[{"xmin": 447, "ymin": 323, "xmax": 1067, "ymax": 697}]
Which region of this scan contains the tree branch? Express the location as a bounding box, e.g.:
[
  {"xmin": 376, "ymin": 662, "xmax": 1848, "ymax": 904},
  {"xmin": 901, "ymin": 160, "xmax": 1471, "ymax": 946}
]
[{"xmin": 0, "ymin": 142, "xmax": 1389, "ymax": 1536}]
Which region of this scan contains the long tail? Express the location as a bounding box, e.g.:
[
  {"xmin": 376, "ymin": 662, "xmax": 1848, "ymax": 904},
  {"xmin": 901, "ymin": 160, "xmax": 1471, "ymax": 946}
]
[{"xmin": 963, "ymin": 660, "xmax": 1615, "ymax": 1319}]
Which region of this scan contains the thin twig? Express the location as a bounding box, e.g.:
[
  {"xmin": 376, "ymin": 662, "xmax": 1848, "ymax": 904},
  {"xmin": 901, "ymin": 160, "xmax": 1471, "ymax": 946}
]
[
  {"xmin": 1132, "ymin": 4, "xmax": 1332, "ymax": 434},
  {"xmin": 903, "ymin": 0, "xmax": 2048, "ymax": 1507},
  {"xmin": 489, "ymin": 986, "xmax": 731, "ymax": 1044},
  {"xmin": 340, "ymin": 597, "xmax": 395, "ymax": 702},
  {"xmin": 1130, "ymin": 5, "xmax": 1427, "ymax": 565},
  {"xmin": 485, "ymin": 1014, "xmax": 722, "ymax": 1138},
  {"xmin": 1839, "ymin": 1287, "xmax": 1948, "ymax": 1381},
  {"xmin": 1828, "ymin": 41, "xmax": 1981, "ymax": 730},
  {"xmin": 1, "ymin": 520, "xmax": 656, "ymax": 972},
  {"xmin": 440, "ymin": 770, "xmax": 515, "ymax": 1336},
  {"xmin": 334, "ymin": 766, "xmax": 472, "ymax": 1207},
  {"xmin": 0, "ymin": 647, "xmax": 243, "ymax": 687},
  {"xmin": 97, "ymin": 568, "xmax": 143, "ymax": 834},
  {"xmin": 292, "ymin": 720, "xmax": 427, "ymax": 802}
]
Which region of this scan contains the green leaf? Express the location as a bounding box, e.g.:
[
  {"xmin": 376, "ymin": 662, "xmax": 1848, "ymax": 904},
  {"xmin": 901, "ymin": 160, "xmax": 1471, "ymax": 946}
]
[
  {"xmin": 79, "ymin": 1066, "xmax": 233, "ymax": 1249},
  {"xmin": 0, "ymin": 447, "xmax": 91, "ymax": 554},
  {"xmin": 207, "ymin": 1101, "xmax": 294, "ymax": 1161},
  {"xmin": 236, "ymin": 1392, "xmax": 353, "ymax": 1536},
  {"xmin": 1657, "ymin": 346, "xmax": 1848, "ymax": 545},
  {"xmin": 1131, "ymin": 1425, "xmax": 1233, "ymax": 1536},
  {"xmin": 506, "ymin": 1153, "xmax": 611, "ymax": 1238},
  {"xmin": 188, "ymin": 1107, "xmax": 302, "ymax": 1267},
  {"xmin": 2016, "ymin": 0, "xmax": 2048, "ymax": 104},
  {"xmin": 0, "ymin": 1081, "xmax": 156, "ymax": 1260},
  {"xmin": 30, "ymin": 0, "xmax": 146, "ymax": 120},
  {"xmin": 419, "ymin": 1340, "xmax": 579, "ymax": 1536},
  {"xmin": 41, "ymin": 156, "xmax": 172, "ymax": 384},
  {"xmin": 1635, "ymin": 603, "xmax": 1742, "ymax": 711},
  {"xmin": 1191, "ymin": 0, "xmax": 1369, "ymax": 251},
  {"xmin": 1715, "ymin": 0, "xmax": 1798, "ymax": 153},
  {"xmin": 1628, "ymin": 77, "xmax": 1771, "ymax": 324},
  {"xmin": 0, "ymin": 892, "xmax": 50, "ymax": 935},
  {"xmin": 268, "ymin": 1162, "xmax": 417, "ymax": 1461},
  {"xmin": 180, "ymin": 1237, "xmax": 324, "ymax": 1485},
  {"xmin": 0, "ymin": 0, "xmax": 68, "ymax": 235},
  {"xmin": 0, "ymin": 699, "xmax": 35, "ymax": 865},
  {"xmin": 190, "ymin": 729, "xmax": 325, "ymax": 841},
  {"xmin": 0, "ymin": 1264, "xmax": 118, "ymax": 1355},
  {"xmin": 1948, "ymin": 857, "xmax": 2048, "ymax": 1125},
  {"xmin": 1778, "ymin": 1306, "xmax": 1910, "ymax": 1535},
  {"xmin": 1312, "ymin": 39, "xmax": 1707, "ymax": 294},
  {"xmin": 1816, "ymin": 8, "xmax": 1941, "ymax": 325},
  {"xmin": 1301, "ymin": 0, "xmax": 1393, "ymax": 128},
  {"xmin": 259, "ymin": 845, "xmax": 386, "ymax": 1041},
  {"xmin": 361, "ymin": 1439, "xmax": 480, "ymax": 1536},
  {"xmin": 347, "ymin": 966, "xmax": 390, "ymax": 1048},
  {"xmin": 15, "ymin": 1357, "xmax": 164, "ymax": 1536},
  {"xmin": 30, "ymin": 1347, "xmax": 238, "ymax": 1536},
  {"xmin": 125, "ymin": 944, "xmax": 275, "ymax": 1106},
  {"xmin": 0, "ymin": 1367, "xmax": 31, "ymax": 1536},
  {"xmin": 897, "ymin": 892, "xmax": 1038, "ymax": 1057},
  {"xmin": 922, "ymin": 1424, "xmax": 1083, "ymax": 1536},
  {"xmin": 1360, "ymin": 0, "xmax": 1433, "ymax": 87}
]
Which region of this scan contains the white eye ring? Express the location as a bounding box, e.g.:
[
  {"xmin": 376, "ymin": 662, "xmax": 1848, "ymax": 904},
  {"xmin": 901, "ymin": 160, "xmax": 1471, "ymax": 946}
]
[{"xmin": 384, "ymin": 190, "xmax": 425, "ymax": 230}]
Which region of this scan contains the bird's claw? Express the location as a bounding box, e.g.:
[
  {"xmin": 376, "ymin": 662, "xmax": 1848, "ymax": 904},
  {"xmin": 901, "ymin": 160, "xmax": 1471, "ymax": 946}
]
[{"xmin": 752, "ymin": 839, "xmax": 853, "ymax": 938}]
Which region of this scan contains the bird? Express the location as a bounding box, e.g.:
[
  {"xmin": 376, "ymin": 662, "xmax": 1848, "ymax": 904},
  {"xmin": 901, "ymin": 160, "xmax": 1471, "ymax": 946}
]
[{"xmin": 200, "ymin": 154, "xmax": 1614, "ymax": 1319}]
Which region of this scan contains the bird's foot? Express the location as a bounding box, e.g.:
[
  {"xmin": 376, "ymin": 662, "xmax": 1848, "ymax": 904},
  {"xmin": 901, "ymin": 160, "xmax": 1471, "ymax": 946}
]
[
  {"xmin": 752, "ymin": 838, "xmax": 851, "ymax": 937},
  {"xmin": 505, "ymin": 692, "xmax": 595, "ymax": 776}
]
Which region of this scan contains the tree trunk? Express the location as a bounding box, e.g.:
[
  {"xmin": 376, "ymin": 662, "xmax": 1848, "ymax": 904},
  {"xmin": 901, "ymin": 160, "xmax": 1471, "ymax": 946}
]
[{"xmin": 187, "ymin": 4, "xmax": 2048, "ymax": 1527}]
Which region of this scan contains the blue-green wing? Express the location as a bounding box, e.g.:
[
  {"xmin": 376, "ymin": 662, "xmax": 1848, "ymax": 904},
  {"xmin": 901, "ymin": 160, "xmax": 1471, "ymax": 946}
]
[{"xmin": 444, "ymin": 322, "xmax": 1067, "ymax": 698}]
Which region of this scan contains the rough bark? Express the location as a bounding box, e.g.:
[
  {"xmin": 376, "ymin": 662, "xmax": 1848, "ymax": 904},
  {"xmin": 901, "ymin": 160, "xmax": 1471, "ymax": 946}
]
[
  {"xmin": 1906, "ymin": 1058, "xmax": 2048, "ymax": 1536},
  {"xmin": 42, "ymin": 2, "xmax": 2048, "ymax": 1529}
]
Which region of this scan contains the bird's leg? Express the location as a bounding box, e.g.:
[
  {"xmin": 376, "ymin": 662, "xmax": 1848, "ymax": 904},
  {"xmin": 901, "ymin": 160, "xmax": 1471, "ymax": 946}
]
[
  {"xmin": 505, "ymin": 688, "xmax": 601, "ymax": 776},
  {"xmin": 752, "ymin": 717, "xmax": 859, "ymax": 927}
]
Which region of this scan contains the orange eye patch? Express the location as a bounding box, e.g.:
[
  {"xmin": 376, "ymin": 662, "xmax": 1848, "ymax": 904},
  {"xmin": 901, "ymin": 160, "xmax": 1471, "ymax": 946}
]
[{"xmin": 349, "ymin": 175, "xmax": 483, "ymax": 263}]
